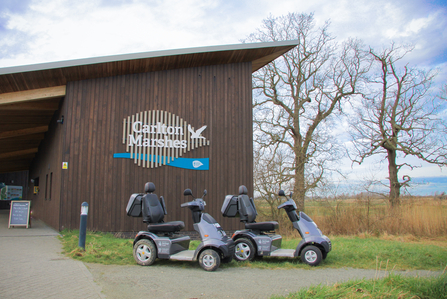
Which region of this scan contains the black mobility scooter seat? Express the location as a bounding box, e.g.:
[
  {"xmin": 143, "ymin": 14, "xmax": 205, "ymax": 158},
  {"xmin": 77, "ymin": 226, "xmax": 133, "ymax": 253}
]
[
  {"xmin": 141, "ymin": 182, "xmax": 185, "ymax": 233},
  {"xmin": 221, "ymin": 185, "xmax": 279, "ymax": 232},
  {"xmin": 147, "ymin": 221, "xmax": 185, "ymax": 233},
  {"xmin": 245, "ymin": 221, "xmax": 279, "ymax": 231}
]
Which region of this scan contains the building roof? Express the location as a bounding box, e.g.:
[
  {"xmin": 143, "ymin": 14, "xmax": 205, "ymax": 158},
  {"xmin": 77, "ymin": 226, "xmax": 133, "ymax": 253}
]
[
  {"xmin": 0, "ymin": 40, "xmax": 297, "ymax": 173},
  {"xmin": 0, "ymin": 40, "xmax": 297, "ymax": 93}
]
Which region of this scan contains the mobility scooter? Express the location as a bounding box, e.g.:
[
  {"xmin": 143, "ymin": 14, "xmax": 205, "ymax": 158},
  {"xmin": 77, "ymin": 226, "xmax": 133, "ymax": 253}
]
[
  {"xmin": 221, "ymin": 185, "xmax": 331, "ymax": 266},
  {"xmin": 126, "ymin": 182, "xmax": 234, "ymax": 271}
]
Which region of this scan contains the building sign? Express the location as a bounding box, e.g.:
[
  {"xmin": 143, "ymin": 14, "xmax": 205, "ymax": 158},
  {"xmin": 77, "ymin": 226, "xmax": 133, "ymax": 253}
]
[{"xmin": 113, "ymin": 110, "xmax": 210, "ymax": 170}]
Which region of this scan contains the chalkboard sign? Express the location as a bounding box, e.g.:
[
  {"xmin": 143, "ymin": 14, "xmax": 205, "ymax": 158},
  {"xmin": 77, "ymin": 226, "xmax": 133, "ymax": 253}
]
[{"xmin": 8, "ymin": 201, "xmax": 31, "ymax": 228}]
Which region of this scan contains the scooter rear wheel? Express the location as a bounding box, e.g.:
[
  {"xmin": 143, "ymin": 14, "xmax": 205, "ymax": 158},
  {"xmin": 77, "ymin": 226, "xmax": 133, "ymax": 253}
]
[
  {"xmin": 133, "ymin": 239, "xmax": 157, "ymax": 266},
  {"xmin": 234, "ymin": 238, "xmax": 255, "ymax": 262},
  {"xmin": 199, "ymin": 249, "xmax": 221, "ymax": 271},
  {"xmin": 300, "ymin": 245, "xmax": 322, "ymax": 266}
]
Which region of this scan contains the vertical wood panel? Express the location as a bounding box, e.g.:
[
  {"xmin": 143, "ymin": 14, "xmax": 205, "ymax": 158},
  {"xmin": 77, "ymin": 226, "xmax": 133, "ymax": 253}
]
[{"xmin": 54, "ymin": 62, "xmax": 251, "ymax": 232}]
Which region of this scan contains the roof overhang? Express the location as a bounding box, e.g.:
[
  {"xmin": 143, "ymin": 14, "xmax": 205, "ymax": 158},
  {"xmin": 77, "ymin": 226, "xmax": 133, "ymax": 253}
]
[
  {"xmin": 0, "ymin": 40, "xmax": 297, "ymax": 173},
  {"xmin": 0, "ymin": 40, "xmax": 298, "ymax": 93}
]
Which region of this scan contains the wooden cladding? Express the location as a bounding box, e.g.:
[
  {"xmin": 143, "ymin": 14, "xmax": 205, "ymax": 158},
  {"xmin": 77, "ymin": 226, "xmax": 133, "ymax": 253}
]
[
  {"xmin": 56, "ymin": 63, "xmax": 253, "ymax": 232},
  {"xmin": 0, "ymin": 86, "xmax": 64, "ymax": 173},
  {"xmin": 0, "ymin": 86, "xmax": 66, "ymax": 105}
]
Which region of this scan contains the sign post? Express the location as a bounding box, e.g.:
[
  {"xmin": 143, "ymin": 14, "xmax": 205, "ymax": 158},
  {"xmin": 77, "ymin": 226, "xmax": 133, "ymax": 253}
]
[
  {"xmin": 78, "ymin": 202, "xmax": 89, "ymax": 250},
  {"xmin": 8, "ymin": 201, "xmax": 31, "ymax": 228}
]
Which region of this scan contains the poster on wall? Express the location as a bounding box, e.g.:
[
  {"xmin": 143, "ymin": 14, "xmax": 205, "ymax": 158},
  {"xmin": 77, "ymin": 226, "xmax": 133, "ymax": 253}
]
[{"xmin": 0, "ymin": 185, "xmax": 23, "ymax": 200}]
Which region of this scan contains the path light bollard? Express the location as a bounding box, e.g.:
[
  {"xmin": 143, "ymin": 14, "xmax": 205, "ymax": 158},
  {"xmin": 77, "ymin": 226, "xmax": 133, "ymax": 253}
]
[{"xmin": 78, "ymin": 202, "xmax": 89, "ymax": 250}]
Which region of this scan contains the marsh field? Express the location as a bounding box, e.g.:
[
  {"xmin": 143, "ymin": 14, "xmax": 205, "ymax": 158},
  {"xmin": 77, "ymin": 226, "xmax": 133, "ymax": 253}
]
[{"xmin": 256, "ymin": 195, "xmax": 447, "ymax": 238}]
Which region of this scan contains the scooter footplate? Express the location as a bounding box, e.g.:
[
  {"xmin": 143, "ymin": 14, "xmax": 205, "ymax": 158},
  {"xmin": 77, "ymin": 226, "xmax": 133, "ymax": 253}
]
[
  {"xmin": 269, "ymin": 249, "xmax": 295, "ymax": 257},
  {"xmin": 169, "ymin": 250, "xmax": 195, "ymax": 261}
]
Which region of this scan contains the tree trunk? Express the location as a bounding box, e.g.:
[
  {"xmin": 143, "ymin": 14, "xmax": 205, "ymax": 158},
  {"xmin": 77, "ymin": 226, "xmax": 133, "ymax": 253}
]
[
  {"xmin": 387, "ymin": 148, "xmax": 401, "ymax": 206},
  {"xmin": 294, "ymin": 155, "xmax": 306, "ymax": 211}
]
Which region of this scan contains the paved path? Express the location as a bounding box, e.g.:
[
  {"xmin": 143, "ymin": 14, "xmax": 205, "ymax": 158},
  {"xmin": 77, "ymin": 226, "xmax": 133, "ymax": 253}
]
[
  {"xmin": 0, "ymin": 210, "xmax": 104, "ymax": 299},
  {"xmin": 0, "ymin": 209, "xmax": 442, "ymax": 299},
  {"xmin": 85, "ymin": 263, "xmax": 441, "ymax": 299}
]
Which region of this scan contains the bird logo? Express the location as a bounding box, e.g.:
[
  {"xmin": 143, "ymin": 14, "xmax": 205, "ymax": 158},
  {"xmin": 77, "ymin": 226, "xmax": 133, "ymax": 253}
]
[
  {"xmin": 188, "ymin": 125, "xmax": 207, "ymax": 139},
  {"xmin": 192, "ymin": 160, "xmax": 203, "ymax": 168}
]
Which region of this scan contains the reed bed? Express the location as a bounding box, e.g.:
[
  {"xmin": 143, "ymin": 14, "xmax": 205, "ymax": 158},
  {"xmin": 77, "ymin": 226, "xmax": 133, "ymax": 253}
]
[{"xmin": 256, "ymin": 196, "xmax": 447, "ymax": 238}]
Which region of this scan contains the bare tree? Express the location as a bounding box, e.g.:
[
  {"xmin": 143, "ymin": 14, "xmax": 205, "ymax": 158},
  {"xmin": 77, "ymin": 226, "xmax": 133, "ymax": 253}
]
[
  {"xmin": 441, "ymin": 84, "xmax": 447, "ymax": 101},
  {"xmin": 253, "ymin": 148, "xmax": 292, "ymax": 221},
  {"xmin": 246, "ymin": 12, "xmax": 369, "ymax": 210},
  {"xmin": 349, "ymin": 43, "xmax": 447, "ymax": 206}
]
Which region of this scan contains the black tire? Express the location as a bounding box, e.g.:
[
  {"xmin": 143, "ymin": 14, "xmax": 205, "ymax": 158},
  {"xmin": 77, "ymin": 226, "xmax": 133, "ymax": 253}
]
[
  {"xmin": 234, "ymin": 238, "xmax": 256, "ymax": 262},
  {"xmin": 300, "ymin": 245, "xmax": 322, "ymax": 266},
  {"xmin": 199, "ymin": 249, "xmax": 221, "ymax": 271},
  {"xmin": 133, "ymin": 239, "xmax": 157, "ymax": 266}
]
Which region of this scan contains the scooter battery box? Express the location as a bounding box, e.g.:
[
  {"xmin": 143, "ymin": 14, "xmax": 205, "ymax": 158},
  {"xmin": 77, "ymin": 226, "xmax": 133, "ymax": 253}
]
[
  {"xmin": 221, "ymin": 195, "xmax": 238, "ymax": 217},
  {"xmin": 126, "ymin": 193, "xmax": 143, "ymax": 217}
]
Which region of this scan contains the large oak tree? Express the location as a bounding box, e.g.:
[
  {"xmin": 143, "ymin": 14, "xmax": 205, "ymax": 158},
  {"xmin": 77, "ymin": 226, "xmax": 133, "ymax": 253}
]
[
  {"xmin": 349, "ymin": 44, "xmax": 447, "ymax": 206},
  {"xmin": 247, "ymin": 13, "xmax": 369, "ymax": 210}
]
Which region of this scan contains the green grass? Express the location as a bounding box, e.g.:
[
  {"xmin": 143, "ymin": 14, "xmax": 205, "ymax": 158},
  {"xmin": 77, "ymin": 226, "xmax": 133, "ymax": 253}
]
[
  {"xmin": 60, "ymin": 230, "xmax": 134, "ymax": 265},
  {"xmin": 272, "ymin": 273, "xmax": 447, "ymax": 299},
  {"xmin": 59, "ymin": 230, "xmax": 447, "ymax": 271},
  {"xmin": 227, "ymin": 236, "xmax": 446, "ymax": 271},
  {"xmin": 320, "ymin": 236, "xmax": 447, "ymax": 271}
]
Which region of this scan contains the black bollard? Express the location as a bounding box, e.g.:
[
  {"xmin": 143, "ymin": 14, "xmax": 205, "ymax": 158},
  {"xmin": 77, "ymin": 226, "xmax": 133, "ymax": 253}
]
[{"xmin": 78, "ymin": 202, "xmax": 89, "ymax": 250}]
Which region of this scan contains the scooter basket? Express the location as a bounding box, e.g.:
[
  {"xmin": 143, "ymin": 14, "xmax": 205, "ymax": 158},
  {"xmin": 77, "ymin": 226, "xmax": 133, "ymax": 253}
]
[
  {"xmin": 126, "ymin": 193, "xmax": 143, "ymax": 217},
  {"xmin": 221, "ymin": 195, "xmax": 238, "ymax": 217}
]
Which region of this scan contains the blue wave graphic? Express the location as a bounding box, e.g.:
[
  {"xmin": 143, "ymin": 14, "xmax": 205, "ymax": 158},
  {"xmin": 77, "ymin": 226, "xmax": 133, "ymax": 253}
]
[{"xmin": 113, "ymin": 153, "xmax": 209, "ymax": 170}]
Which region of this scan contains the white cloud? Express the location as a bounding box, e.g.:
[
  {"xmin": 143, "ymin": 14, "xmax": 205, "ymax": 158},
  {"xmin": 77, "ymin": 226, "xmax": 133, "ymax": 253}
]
[{"xmin": 1, "ymin": 0, "xmax": 446, "ymax": 68}]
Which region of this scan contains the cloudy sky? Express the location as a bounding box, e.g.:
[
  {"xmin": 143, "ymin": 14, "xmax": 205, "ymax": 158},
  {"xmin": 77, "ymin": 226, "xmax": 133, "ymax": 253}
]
[{"xmin": 1, "ymin": 0, "xmax": 446, "ymax": 194}]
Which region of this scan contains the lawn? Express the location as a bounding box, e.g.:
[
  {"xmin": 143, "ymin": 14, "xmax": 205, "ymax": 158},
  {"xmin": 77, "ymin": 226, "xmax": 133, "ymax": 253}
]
[
  {"xmin": 273, "ymin": 273, "xmax": 447, "ymax": 299},
  {"xmin": 60, "ymin": 230, "xmax": 447, "ymax": 271}
]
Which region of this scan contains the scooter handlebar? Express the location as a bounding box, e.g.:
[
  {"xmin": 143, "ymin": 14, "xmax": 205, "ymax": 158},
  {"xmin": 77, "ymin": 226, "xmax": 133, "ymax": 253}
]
[
  {"xmin": 181, "ymin": 199, "xmax": 206, "ymax": 210},
  {"xmin": 277, "ymin": 199, "xmax": 297, "ymax": 211}
]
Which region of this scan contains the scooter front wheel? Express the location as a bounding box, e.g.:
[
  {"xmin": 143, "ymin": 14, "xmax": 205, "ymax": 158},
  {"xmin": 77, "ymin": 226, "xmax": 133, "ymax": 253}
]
[
  {"xmin": 234, "ymin": 238, "xmax": 255, "ymax": 262},
  {"xmin": 133, "ymin": 239, "xmax": 157, "ymax": 266},
  {"xmin": 199, "ymin": 249, "xmax": 221, "ymax": 271},
  {"xmin": 300, "ymin": 245, "xmax": 322, "ymax": 266}
]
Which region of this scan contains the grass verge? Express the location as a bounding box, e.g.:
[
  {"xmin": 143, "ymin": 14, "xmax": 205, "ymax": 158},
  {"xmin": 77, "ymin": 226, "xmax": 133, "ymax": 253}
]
[
  {"xmin": 272, "ymin": 273, "xmax": 447, "ymax": 299},
  {"xmin": 60, "ymin": 230, "xmax": 134, "ymax": 265},
  {"xmin": 59, "ymin": 230, "xmax": 447, "ymax": 271}
]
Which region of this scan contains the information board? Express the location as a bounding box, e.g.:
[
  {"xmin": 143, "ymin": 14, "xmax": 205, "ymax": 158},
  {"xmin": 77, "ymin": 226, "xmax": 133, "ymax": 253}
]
[{"xmin": 8, "ymin": 201, "xmax": 31, "ymax": 228}]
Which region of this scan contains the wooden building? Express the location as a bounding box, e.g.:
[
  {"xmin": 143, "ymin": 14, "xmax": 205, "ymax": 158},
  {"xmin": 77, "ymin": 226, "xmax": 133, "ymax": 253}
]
[{"xmin": 0, "ymin": 41, "xmax": 297, "ymax": 232}]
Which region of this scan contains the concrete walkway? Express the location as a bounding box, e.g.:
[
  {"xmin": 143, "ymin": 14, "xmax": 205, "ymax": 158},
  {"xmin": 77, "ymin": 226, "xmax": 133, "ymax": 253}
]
[{"xmin": 0, "ymin": 210, "xmax": 104, "ymax": 299}]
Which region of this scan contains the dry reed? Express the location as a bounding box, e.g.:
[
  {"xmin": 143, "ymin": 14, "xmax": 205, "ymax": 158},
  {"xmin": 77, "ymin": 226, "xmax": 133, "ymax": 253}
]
[{"xmin": 257, "ymin": 195, "xmax": 447, "ymax": 237}]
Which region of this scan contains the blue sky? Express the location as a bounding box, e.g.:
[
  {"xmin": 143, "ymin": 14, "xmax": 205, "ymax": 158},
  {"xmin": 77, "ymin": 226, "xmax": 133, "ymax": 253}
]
[
  {"xmin": 0, "ymin": 0, "xmax": 446, "ymax": 195},
  {"xmin": 332, "ymin": 176, "xmax": 447, "ymax": 197},
  {"xmin": 411, "ymin": 176, "xmax": 447, "ymax": 196}
]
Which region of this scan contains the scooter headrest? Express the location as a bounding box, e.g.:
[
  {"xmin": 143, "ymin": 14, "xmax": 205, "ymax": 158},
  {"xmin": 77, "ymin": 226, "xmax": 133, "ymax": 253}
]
[
  {"xmin": 238, "ymin": 185, "xmax": 248, "ymax": 195},
  {"xmin": 144, "ymin": 182, "xmax": 156, "ymax": 193}
]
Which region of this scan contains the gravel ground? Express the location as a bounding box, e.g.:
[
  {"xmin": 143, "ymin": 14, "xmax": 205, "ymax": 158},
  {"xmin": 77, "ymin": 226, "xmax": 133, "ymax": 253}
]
[{"xmin": 86, "ymin": 262, "xmax": 441, "ymax": 299}]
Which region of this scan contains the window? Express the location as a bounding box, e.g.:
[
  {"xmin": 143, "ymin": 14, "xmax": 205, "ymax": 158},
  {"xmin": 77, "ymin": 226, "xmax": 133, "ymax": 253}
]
[
  {"xmin": 45, "ymin": 174, "xmax": 48, "ymax": 200},
  {"xmin": 49, "ymin": 172, "xmax": 53, "ymax": 200}
]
